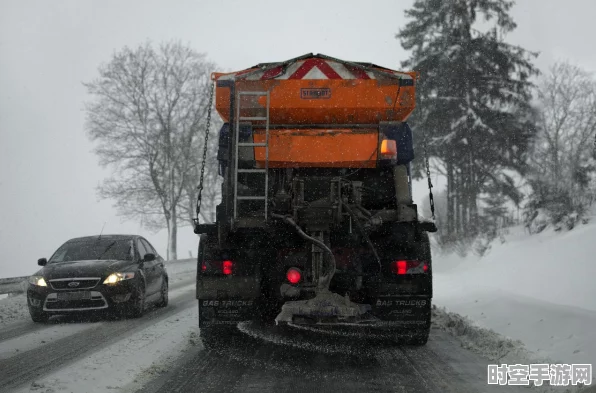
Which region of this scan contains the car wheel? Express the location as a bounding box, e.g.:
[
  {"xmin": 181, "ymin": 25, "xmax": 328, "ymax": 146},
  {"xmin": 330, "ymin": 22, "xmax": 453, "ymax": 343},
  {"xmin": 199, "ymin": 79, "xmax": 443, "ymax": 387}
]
[
  {"xmin": 29, "ymin": 309, "xmax": 50, "ymax": 323},
  {"xmin": 127, "ymin": 285, "xmax": 145, "ymax": 318},
  {"xmin": 157, "ymin": 279, "xmax": 168, "ymax": 308}
]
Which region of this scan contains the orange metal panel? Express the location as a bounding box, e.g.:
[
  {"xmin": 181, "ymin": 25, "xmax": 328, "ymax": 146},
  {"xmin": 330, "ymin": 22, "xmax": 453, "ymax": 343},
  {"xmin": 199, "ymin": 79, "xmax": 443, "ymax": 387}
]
[
  {"xmin": 252, "ymin": 129, "xmax": 378, "ymax": 168},
  {"xmin": 215, "ymin": 79, "xmax": 415, "ymax": 125}
]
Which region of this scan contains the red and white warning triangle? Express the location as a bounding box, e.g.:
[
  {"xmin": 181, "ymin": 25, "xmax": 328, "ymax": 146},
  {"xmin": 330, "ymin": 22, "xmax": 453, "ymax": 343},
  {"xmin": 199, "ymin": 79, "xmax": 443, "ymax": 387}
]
[{"xmin": 217, "ymin": 54, "xmax": 412, "ymax": 81}]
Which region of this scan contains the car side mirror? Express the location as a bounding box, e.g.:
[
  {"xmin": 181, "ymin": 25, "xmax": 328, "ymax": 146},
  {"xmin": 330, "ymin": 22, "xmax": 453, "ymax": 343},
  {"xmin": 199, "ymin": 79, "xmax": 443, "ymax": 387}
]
[
  {"xmin": 143, "ymin": 253, "xmax": 156, "ymax": 262},
  {"xmin": 38, "ymin": 258, "xmax": 47, "ymax": 266}
]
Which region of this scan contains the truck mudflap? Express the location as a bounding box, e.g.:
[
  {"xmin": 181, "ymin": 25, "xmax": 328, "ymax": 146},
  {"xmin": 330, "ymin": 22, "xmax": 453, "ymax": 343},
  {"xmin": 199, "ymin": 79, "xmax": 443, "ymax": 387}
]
[
  {"xmin": 370, "ymin": 296, "xmax": 431, "ymax": 330},
  {"xmin": 198, "ymin": 299, "xmax": 256, "ymax": 328}
]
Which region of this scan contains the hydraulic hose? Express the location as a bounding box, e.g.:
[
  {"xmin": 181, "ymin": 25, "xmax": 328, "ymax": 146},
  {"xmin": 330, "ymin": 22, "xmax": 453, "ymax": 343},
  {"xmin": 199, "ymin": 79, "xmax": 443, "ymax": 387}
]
[
  {"xmin": 342, "ymin": 202, "xmax": 382, "ymax": 271},
  {"xmin": 271, "ymin": 213, "xmax": 336, "ymax": 291}
]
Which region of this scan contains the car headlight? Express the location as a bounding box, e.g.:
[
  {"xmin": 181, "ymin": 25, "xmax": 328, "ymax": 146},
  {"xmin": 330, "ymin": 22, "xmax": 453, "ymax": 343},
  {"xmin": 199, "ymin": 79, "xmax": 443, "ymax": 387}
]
[
  {"xmin": 28, "ymin": 276, "xmax": 47, "ymax": 287},
  {"xmin": 103, "ymin": 272, "xmax": 135, "ymax": 285}
]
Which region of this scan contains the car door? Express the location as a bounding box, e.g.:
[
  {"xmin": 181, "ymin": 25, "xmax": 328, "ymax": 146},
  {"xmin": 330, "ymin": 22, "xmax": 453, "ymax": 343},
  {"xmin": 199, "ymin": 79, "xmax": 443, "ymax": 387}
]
[
  {"xmin": 141, "ymin": 238, "xmax": 164, "ymax": 293},
  {"xmin": 137, "ymin": 238, "xmax": 158, "ymax": 296}
]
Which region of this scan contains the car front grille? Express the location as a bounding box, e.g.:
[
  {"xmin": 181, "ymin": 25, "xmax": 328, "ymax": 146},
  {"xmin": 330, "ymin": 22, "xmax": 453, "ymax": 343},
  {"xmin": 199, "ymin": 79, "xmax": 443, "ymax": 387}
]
[{"xmin": 49, "ymin": 277, "xmax": 101, "ymax": 290}]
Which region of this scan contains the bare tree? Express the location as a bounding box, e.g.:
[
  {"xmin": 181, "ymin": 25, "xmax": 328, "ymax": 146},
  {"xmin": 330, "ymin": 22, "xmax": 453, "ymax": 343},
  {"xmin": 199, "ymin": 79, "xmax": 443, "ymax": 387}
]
[
  {"xmin": 85, "ymin": 41, "xmax": 216, "ymax": 260},
  {"xmin": 526, "ymin": 61, "xmax": 596, "ymax": 228}
]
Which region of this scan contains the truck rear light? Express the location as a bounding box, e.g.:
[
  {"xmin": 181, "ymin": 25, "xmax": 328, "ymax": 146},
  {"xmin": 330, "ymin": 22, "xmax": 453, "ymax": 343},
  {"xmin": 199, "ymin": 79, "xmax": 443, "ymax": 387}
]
[
  {"xmin": 201, "ymin": 260, "xmax": 234, "ymax": 275},
  {"xmin": 222, "ymin": 260, "xmax": 233, "ymax": 275},
  {"xmin": 391, "ymin": 260, "xmax": 428, "ymax": 275},
  {"xmin": 378, "ymin": 123, "xmax": 414, "ymax": 165},
  {"xmin": 286, "ymin": 268, "xmax": 302, "ymax": 284},
  {"xmin": 380, "ymin": 139, "xmax": 397, "ymax": 159},
  {"xmin": 395, "ymin": 260, "xmax": 407, "ymax": 275}
]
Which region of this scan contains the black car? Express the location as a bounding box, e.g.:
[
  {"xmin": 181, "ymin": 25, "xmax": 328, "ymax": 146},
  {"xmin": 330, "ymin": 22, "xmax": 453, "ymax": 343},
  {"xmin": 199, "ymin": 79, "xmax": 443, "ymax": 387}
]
[{"xmin": 27, "ymin": 235, "xmax": 168, "ymax": 322}]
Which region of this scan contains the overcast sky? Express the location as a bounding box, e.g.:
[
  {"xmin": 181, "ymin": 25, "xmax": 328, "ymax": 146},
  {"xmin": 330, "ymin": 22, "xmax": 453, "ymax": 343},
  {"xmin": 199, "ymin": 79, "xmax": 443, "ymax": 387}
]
[{"xmin": 1, "ymin": 0, "xmax": 595, "ymax": 277}]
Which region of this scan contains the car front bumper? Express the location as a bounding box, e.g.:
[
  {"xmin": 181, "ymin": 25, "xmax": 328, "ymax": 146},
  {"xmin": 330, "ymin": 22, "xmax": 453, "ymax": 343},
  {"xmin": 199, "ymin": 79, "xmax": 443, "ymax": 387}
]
[{"xmin": 27, "ymin": 279, "xmax": 141, "ymax": 313}]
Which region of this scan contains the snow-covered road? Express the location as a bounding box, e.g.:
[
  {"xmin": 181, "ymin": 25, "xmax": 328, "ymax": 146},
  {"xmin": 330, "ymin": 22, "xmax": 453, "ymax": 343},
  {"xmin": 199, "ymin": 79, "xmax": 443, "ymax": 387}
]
[
  {"xmin": 0, "ymin": 251, "xmax": 593, "ymax": 392},
  {"xmin": 136, "ymin": 322, "xmax": 530, "ymax": 393}
]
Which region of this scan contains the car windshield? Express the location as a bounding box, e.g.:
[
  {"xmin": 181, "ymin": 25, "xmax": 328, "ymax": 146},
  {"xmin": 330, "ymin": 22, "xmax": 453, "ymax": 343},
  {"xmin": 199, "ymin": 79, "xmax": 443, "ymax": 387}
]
[{"xmin": 49, "ymin": 239, "xmax": 134, "ymax": 263}]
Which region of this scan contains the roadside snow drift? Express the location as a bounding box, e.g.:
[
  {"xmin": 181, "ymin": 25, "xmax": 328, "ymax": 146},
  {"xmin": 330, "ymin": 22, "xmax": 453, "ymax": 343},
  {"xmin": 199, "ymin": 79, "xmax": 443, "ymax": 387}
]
[
  {"xmin": 0, "ymin": 294, "xmax": 29, "ymax": 329},
  {"xmin": 433, "ymin": 221, "xmax": 596, "ymax": 386}
]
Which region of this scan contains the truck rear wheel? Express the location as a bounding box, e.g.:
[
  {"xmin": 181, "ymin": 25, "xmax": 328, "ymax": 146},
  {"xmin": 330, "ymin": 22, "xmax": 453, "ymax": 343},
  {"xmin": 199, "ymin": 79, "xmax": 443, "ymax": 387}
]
[
  {"xmin": 200, "ymin": 326, "xmax": 237, "ymax": 351},
  {"xmin": 409, "ymin": 328, "xmax": 430, "ymax": 345},
  {"xmin": 381, "ymin": 230, "xmax": 432, "ymax": 346},
  {"xmin": 386, "ymin": 298, "xmax": 431, "ymax": 346},
  {"xmin": 409, "ymin": 232, "xmax": 432, "ymax": 346}
]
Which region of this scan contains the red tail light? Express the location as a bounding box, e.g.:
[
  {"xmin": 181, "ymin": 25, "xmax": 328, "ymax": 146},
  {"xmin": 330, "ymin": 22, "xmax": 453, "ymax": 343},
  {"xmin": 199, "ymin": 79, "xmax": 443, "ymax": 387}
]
[
  {"xmin": 201, "ymin": 260, "xmax": 234, "ymax": 275},
  {"xmin": 286, "ymin": 268, "xmax": 302, "ymax": 284},
  {"xmin": 391, "ymin": 260, "xmax": 428, "ymax": 275},
  {"xmin": 222, "ymin": 260, "xmax": 233, "ymax": 275},
  {"xmin": 396, "ymin": 260, "xmax": 407, "ymax": 275}
]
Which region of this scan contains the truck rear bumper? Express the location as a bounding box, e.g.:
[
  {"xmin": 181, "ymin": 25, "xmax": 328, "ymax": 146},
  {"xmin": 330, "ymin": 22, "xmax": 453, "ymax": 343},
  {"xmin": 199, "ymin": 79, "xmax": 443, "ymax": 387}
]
[
  {"xmin": 198, "ymin": 293, "xmax": 431, "ymax": 330},
  {"xmin": 197, "ymin": 271, "xmax": 431, "ymax": 330},
  {"xmin": 197, "ymin": 276, "xmax": 261, "ymax": 299}
]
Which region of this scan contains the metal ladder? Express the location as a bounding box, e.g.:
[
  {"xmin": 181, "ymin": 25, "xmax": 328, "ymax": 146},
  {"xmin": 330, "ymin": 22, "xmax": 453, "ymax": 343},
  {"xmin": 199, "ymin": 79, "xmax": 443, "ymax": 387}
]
[{"xmin": 233, "ymin": 91, "xmax": 270, "ymax": 221}]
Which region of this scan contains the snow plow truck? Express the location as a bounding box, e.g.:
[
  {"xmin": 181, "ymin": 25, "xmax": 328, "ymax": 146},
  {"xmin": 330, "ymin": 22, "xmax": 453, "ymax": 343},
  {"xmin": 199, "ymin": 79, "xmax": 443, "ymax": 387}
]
[{"xmin": 193, "ymin": 53, "xmax": 437, "ymax": 346}]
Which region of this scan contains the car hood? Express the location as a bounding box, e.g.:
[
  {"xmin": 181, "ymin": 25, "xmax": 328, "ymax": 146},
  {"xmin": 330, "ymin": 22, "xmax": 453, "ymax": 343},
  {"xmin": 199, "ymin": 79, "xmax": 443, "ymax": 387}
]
[{"xmin": 41, "ymin": 259, "xmax": 136, "ymax": 279}]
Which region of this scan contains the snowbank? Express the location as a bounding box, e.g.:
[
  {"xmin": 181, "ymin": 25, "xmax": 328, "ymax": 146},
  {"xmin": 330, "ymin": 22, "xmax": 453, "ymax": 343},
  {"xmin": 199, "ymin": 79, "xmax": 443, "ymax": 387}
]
[
  {"xmin": 433, "ymin": 221, "xmax": 596, "ymax": 388},
  {"xmin": 0, "ymin": 294, "xmax": 28, "ymax": 329},
  {"xmin": 442, "ymin": 223, "xmax": 596, "ymax": 311},
  {"xmin": 432, "ymin": 305, "xmax": 592, "ymax": 393}
]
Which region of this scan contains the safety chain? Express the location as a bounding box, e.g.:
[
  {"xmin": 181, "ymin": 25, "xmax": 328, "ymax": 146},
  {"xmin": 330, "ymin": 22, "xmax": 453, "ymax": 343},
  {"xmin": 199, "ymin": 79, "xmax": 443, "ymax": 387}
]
[
  {"xmin": 195, "ymin": 80, "xmax": 215, "ymax": 225},
  {"xmin": 422, "ymin": 129, "xmax": 436, "ymax": 221}
]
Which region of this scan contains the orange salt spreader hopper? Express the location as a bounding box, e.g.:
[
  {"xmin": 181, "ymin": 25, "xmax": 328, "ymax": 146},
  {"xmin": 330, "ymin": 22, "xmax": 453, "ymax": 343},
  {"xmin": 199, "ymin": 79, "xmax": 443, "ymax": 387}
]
[{"xmin": 212, "ymin": 53, "xmax": 419, "ymax": 168}]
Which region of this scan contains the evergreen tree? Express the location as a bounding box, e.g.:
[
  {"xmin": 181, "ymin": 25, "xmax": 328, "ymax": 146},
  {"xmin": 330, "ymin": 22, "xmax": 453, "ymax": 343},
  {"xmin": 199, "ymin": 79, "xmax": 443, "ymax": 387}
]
[{"xmin": 397, "ymin": 0, "xmax": 539, "ymax": 242}]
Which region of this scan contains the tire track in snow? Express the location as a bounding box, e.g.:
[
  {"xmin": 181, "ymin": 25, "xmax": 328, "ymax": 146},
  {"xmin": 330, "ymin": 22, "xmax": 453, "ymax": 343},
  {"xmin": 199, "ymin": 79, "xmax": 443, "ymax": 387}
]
[
  {"xmin": 0, "ymin": 283, "xmax": 196, "ymax": 392},
  {"xmin": 0, "ymin": 319, "xmax": 46, "ymax": 342},
  {"xmin": 140, "ymin": 324, "xmax": 432, "ymax": 393},
  {"xmin": 141, "ymin": 324, "xmax": 531, "ymax": 393}
]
